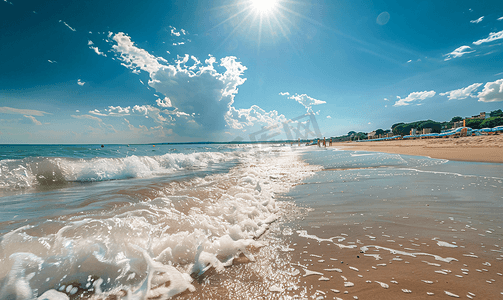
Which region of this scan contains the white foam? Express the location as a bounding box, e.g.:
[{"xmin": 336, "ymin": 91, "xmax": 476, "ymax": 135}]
[
  {"xmin": 0, "ymin": 147, "xmax": 322, "ymax": 299},
  {"xmin": 437, "ymin": 241, "xmax": 458, "ymax": 248},
  {"xmin": 375, "ymin": 281, "xmax": 389, "ymax": 288},
  {"xmin": 444, "ymin": 291, "xmax": 460, "ymax": 298},
  {"xmin": 360, "ymin": 245, "xmax": 457, "ymax": 263}
]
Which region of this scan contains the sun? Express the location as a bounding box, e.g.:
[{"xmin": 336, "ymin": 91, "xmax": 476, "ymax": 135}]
[{"xmin": 250, "ymin": 0, "xmax": 278, "ymax": 14}]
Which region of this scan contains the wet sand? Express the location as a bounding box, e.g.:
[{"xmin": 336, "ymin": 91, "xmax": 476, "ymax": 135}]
[
  {"xmin": 172, "ymin": 149, "xmax": 503, "ymax": 300},
  {"xmin": 333, "ymin": 135, "xmax": 503, "ymax": 163}
]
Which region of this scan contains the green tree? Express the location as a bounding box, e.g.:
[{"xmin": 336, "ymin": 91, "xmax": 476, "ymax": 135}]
[
  {"xmin": 375, "ymin": 129, "xmax": 385, "ymax": 136},
  {"xmin": 391, "ymin": 122, "xmax": 404, "ymax": 130},
  {"xmin": 451, "ymin": 116, "xmax": 462, "ymax": 123},
  {"xmin": 419, "ymin": 120, "xmax": 442, "ymax": 133},
  {"xmin": 465, "ymin": 119, "xmax": 483, "ymax": 129},
  {"xmin": 490, "ymin": 109, "xmax": 503, "ymax": 118},
  {"xmin": 481, "ymin": 117, "xmax": 503, "ymax": 128}
]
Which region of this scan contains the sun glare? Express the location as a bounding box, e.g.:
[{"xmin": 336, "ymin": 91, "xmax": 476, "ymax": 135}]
[{"xmin": 250, "ymin": 0, "xmax": 278, "ymax": 14}]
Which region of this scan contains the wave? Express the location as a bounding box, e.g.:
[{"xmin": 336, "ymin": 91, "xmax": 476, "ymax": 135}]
[
  {"xmin": 0, "ymin": 151, "xmax": 233, "ymax": 190},
  {"xmin": 0, "ymin": 147, "xmax": 320, "ymax": 299}
]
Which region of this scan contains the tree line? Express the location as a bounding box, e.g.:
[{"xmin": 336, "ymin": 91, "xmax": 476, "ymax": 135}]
[{"xmin": 330, "ymin": 109, "xmax": 503, "ymax": 140}]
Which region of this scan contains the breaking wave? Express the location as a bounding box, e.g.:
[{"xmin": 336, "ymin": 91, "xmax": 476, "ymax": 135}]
[{"xmin": 0, "ymin": 151, "xmax": 233, "ymax": 190}]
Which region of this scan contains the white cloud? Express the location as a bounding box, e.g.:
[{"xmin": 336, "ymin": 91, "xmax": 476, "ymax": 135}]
[
  {"xmin": 0, "ymin": 107, "xmax": 49, "ymax": 116},
  {"xmin": 473, "ymin": 30, "xmax": 503, "ymax": 45},
  {"xmin": 470, "ymin": 16, "xmax": 484, "ymax": 24},
  {"xmin": 226, "ymin": 105, "xmax": 287, "ymax": 130},
  {"xmin": 90, "ymin": 46, "xmax": 106, "ymax": 57},
  {"xmin": 109, "ymin": 32, "xmax": 299, "ymax": 139},
  {"xmin": 156, "ymin": 97, "xmax": 172, "ymax": 107},
  {"xmin": 498, "ymin": 16, "xmax": 503, "ymax": 21},
  {"xmin": 88, "ymin": 40, "xmax": 94, "ymax": 45},
  {"xmin": 170, "ymin": 26, "xmax": 187, "ymax": 37},
  {"xmin": 24, "ymin": 115, "xmax": 42, "ymax": 125},
  {"xmin": 444, "ymin": 45, "xmax": 475, "ymax": 61},
  {"xmin": 48, "ymin": 60, "xmax": 57, "ymax": 64},
  {"xmin": 90, "ymin": 106, "xmax": 131, "ymax": 117},
  {"xmin": 478, "ymin": 79, "xmax": 503, "ymax": 102},
  {"xmin": 77, "ymin": 79, "xmax": 85, "ymax": 86},
  {"xmin": 76, "ymin": 110, "xmax": 80, "ymax": 112},
  {"xmin": 72, "ymin": 114, "xmax": 103, "ymax": 122},
  {"xmin": 112, "ymin": 32, "xmax": 164, "ymax": 74},
  {"xmin": 393, "ymin": 90, "xmax": 436, "ymax": 106},
  {"xmin": 281, "ymin": 93, "xmax": 326, "ymax": 113},
  {"xmin": 59, "ymin": 20, "xmax": 76, "ymax": 32},
  {"xmin": 279, "ymin": 92, "xmax": 290, "ymax": 96},
  {"xmin": 384, "ymin": 97, "xmax": 389, "ymax": 101},
  {"xmin": 440, "ymin": 83, "xmax": 483, "ymax": 100},
  {"xmin": 89, "ymin": 109, "xmax": 108, "ymax": 116},
  {"xmin": 326, "ymin": 115, "xmax": 331, "ymax": 119}
]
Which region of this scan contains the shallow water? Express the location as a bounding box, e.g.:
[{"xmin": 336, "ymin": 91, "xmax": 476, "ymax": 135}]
[
  {"xmin": 0, "ymin": 144, "xmax": 319, "ymax": 300},
  {"xmin": 276, "ymin": 148, "xmax": 503, "ymax": 299}
]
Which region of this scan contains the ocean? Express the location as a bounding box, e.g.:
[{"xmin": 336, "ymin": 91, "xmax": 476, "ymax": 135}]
[{"xmin": 0, "ymin": 144, "xmax": 502, "ymax": 299}]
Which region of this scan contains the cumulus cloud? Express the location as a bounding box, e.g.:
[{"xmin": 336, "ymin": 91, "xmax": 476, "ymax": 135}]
[
  {"xmin": 24, "ymin": 115, "xmax": 42, "ymax": 125},
  {"xmin": 440, "ymin": 83, "xmax": 483, "ymax": 100},
  {"xmin": 279, "ymin": 92, "xmax": 290, "ymax": 96},
  {"xmin": 156, "ymin": 97, "xmax": 173, "ymax": 108},
  {"xmin": 111, "ymin": 32, "xmax": 247, "ymax": 130},
  {"xmin": 393, "ymin": 90, "xmax": 436, "ymax": 106},
  {"xmin": 470, "ymin": 16, "xmax": 484, "ymax": 24},
  {"xmin": 112, "ymin": 32, "xmax": 164, "ymax": 74},
  {"xmin": 280, "ymin": 93, "xmax": 326, "ymax": 113},
  {"xmin": 498, "ymin": 16, "xmax": 503, "ymax": 21},
  {"xmin": 444, "ymin": 46, "xmax": 475, "ymax": 61},
  {"xmin": 0, "ymin": 107, "xmax": 49, "ymax": 116},
  {"xmin": 170, "ymin": 26, "xmax": 187, "ymax": 37},
  {"xmin": 326, "ymin": 115, "xmax": 331, "ymax": 119},
  {"xmin": 90, "ymin": 106, "xmax": 131, "ymax": 117},
  {"xmin": 478, "ymin": 79, "xmax": 503, "ymax": 102},
  {"xmin": 59, "ymin": 20, "xmax": 76, "ymax": 32},
  {"xmin": 78, "ymin": 79, "xmax": 85, "ymax": 86},
  {"xmin": 473, "ymin": 30, "xmax": 503, "ymax": 45},
  {"xmin": 226, "ymin": 105, "xmax": 287, "ymax": 130},
  {"xmin": 108, "ymin": 32, "xmax": 302, "ymax": 140}
]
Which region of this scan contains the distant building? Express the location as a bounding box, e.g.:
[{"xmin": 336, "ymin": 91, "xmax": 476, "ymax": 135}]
[
  {"xmin": 422, "ymin": 128, "xmax": 432, "ymax": 134},
  {"xmin": 367, "ymin": 131, "xmax": 377, "ymax": 139},
  {"xmin": 467, "ymin": 112, "xmax": 486, "ymax": 120},
  {"xmin": 453, "ymin": 121, "xmax": 464, "ymax": 128},
  {"xmin": 410, "ymin": 128, "xmax": 418, "ymax": 135}
]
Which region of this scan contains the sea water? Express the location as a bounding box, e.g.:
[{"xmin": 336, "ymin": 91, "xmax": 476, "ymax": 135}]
[
  {"xmin": 1, "ymin": 145, "xmax": 502, "ymax": 299},
  {"xmin": 0, "ymin": 144, "xmax": 320, "ymax": 299}
]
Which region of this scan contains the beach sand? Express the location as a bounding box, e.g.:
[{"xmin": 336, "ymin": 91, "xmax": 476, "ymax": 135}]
[
  {"xmin": 333, "ymin": 134, "xmax": 503, "ymax": 163},
  {"xmin": 174, "ymin": 147, "xmax": 503, "ymax": 299}
]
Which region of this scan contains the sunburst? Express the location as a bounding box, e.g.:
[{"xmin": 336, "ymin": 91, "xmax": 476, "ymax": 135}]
[
  {"xmin": 209, "ymin": 0, "xmax": 322, "ymax": 54},
  {"xmin": 250, "ymin": 0, "xmax": 279, "ymax": 15}
]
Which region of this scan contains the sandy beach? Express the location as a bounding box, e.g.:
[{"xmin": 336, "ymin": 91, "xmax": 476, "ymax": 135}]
[{"xmin": 333, "ymin": 134, "xmax": 503, "ymax": 164}]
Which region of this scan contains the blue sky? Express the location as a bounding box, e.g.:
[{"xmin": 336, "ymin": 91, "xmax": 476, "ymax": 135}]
[{"xmin": 1, "ymin": 0, "xmax": 503, "ymax": 143}]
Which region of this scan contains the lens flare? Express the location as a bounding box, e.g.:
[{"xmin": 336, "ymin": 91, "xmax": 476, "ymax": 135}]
[{"xmin": 250, "ymin": 0, "xmax": 278, "ymax": 14}]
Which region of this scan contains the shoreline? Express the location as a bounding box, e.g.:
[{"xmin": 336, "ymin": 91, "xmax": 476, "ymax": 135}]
[{"xmin": 330, "ymin": 134, "xmax": 503, "ymax": 163}]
